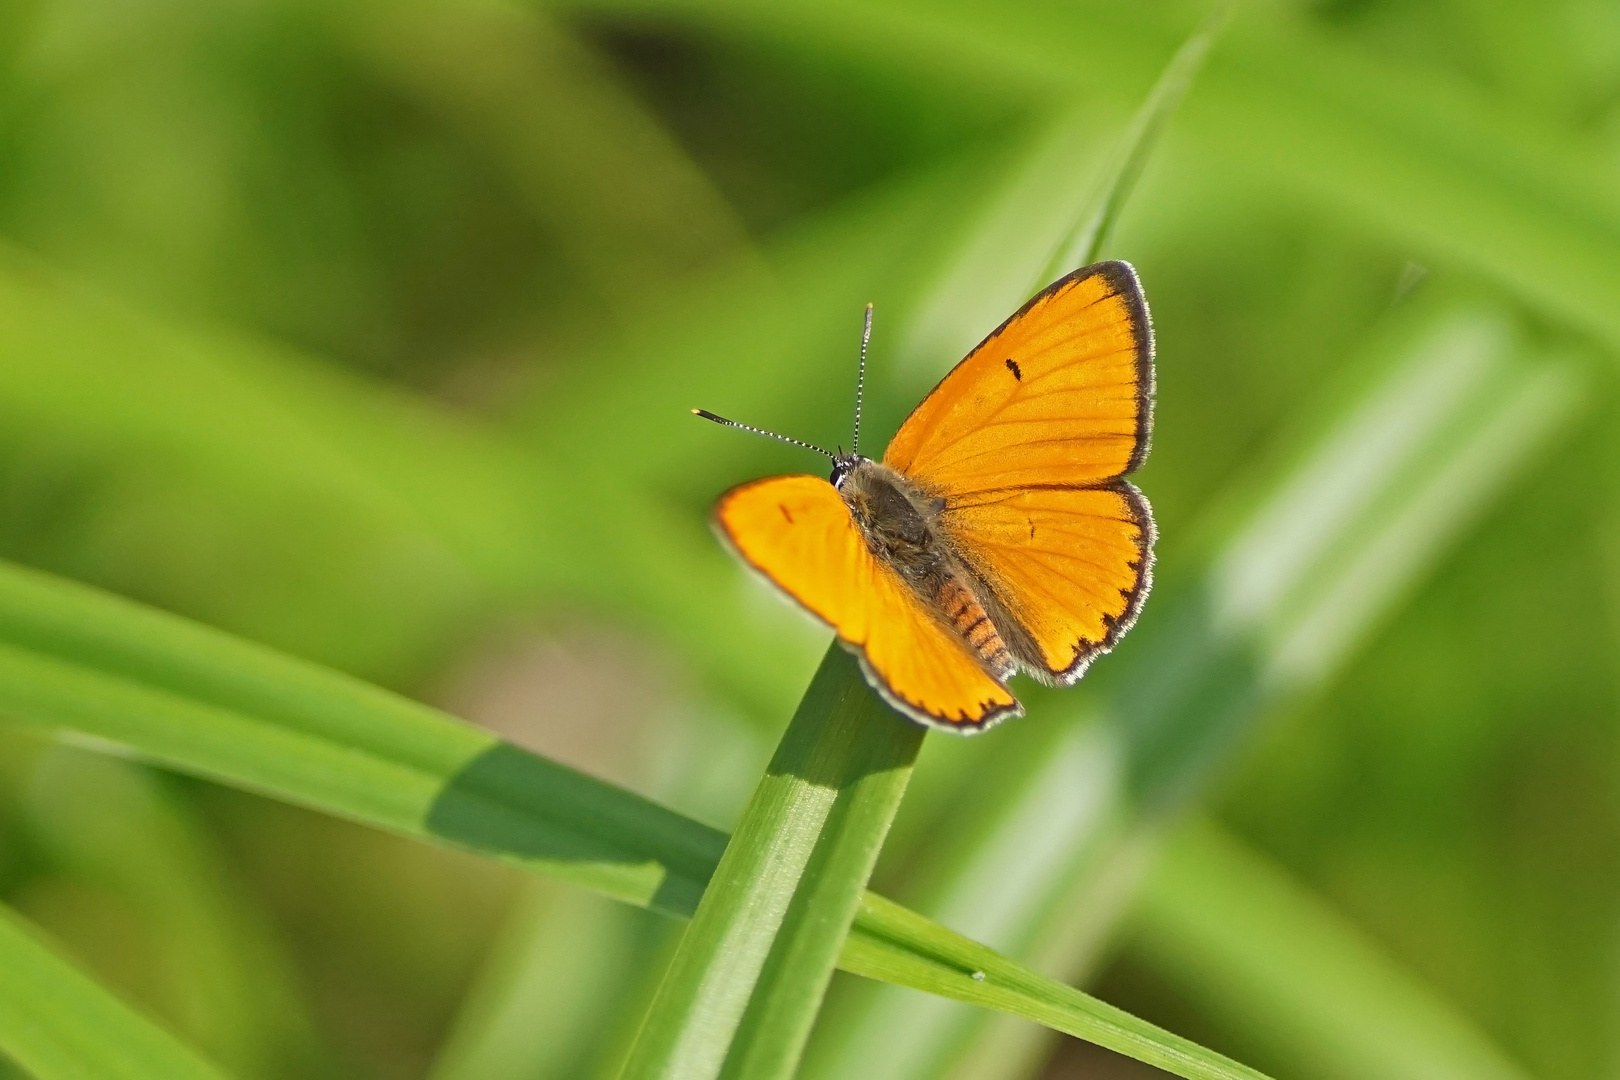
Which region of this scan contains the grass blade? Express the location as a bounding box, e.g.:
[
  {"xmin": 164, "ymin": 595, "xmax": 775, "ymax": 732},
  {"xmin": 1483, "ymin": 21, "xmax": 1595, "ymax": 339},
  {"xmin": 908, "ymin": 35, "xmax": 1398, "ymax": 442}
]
[
  {"xmin": 0, "ymin": 902, "xmax": 231, "ymax": 1080},
  {"xmin": 843, "ymin": 895, "xmax": 1267, "ymax": 1080},
  {"xmin": 0, "ymin": 558, "xmax": 730, "ymax": 915},
  {"xmin": 1127, "ymin": 819, "xmax": 1534, "ymax": 1080},
  {"xmin": 618, "ymin": 646, "xmax": 923, "ymax": 1080},
  {"xmin": 0, "ymin": 562, "xmax": 1272, "ymax": 1080}
]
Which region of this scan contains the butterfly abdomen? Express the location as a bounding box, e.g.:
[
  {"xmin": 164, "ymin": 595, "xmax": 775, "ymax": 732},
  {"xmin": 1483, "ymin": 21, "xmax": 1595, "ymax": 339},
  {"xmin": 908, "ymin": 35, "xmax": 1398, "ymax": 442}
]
[{"xmin": 934, "ymin": 575, "xmax": 1014, "ymax": 678}]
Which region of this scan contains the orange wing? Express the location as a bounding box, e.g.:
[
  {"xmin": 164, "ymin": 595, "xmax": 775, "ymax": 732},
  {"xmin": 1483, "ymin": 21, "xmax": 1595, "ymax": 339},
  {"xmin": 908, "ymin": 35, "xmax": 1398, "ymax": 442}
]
[
  {"xmin": 714, "ymin": 474, "xmax": 1020, "ymax": 730},
  {"xmin": 943, "ymin": 483, "xmax": 1153, "ymax": 683},
  {"xmin": 883, "ymin": 261, "xmax": 1151, "ymax": 493}
]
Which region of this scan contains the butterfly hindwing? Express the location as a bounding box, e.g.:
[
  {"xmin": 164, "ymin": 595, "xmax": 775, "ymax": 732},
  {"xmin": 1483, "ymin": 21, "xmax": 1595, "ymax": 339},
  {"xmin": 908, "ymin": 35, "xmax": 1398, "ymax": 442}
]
[
  {"xmin": 714, "ymin": 474, "xmax": 1020, "ymax": 729},
  {"xmin": 941, "ymin": 482, "xmax": 1154, "ymax": 683},
  {"xmin": 883, "ymin": 261, "xmax": 1152, "ymax": 493}
]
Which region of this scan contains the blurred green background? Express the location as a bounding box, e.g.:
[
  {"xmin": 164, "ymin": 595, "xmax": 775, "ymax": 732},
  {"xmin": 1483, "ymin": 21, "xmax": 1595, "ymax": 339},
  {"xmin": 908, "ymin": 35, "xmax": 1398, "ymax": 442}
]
[{"xmin": 0, "ymin": 1, "xmax": 1617, "ymax": 1078}]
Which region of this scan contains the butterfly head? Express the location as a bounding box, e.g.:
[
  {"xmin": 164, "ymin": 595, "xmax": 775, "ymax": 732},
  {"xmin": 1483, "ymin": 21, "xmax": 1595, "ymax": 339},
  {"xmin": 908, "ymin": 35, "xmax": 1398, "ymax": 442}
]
[{"xmin": 829, "ymin": 453, "xmax": 870, "ymax": 490}]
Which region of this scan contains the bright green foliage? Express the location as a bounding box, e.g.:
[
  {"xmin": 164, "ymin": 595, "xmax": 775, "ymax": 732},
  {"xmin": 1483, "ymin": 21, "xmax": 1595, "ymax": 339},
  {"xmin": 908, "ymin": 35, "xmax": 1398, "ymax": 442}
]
[
  {"xmin": 0, "ymin": 1, "xmax": 1614, "ymax": 1079},
  {"xmin": 16, "ymin": 749, "xmax": 334, "ymax": 1078}
]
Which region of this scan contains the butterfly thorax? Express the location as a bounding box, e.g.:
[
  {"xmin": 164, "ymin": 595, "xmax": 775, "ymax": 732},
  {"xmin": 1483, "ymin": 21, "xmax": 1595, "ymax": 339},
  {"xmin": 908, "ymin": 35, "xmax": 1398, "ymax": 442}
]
[
  {"xmin": 833, "ymin": 456, "xmax": 1014, "ymax": 679},
  {"xmin": 832, "ymin": 457, "xmax": 941, "ymax": 572}
]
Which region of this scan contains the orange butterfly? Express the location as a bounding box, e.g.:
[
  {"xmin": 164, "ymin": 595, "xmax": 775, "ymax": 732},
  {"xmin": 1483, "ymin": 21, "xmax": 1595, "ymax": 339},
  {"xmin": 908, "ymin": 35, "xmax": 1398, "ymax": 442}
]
[{"xmin": 695, "ymin": 261, "xmax": 1155, "ymax": 732}]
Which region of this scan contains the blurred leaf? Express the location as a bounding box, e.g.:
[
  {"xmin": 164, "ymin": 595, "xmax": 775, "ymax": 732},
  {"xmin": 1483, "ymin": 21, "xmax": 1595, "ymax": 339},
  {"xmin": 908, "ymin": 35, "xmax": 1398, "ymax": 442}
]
[
  {"xmin": 560, "ymin": 2, "xmax": 1620, "ymax": 354},
  {"xmin": 518, "ymin": 154, "xmax": 990, "ymax": 484},
  {"xmin": 1126, "ymin": 818, "xmax": 1534, "ymax": 1080},
  {"xmin": 1191, "ymin": 13, "xmax": 1620, "ymax": 352},
  {"xmin": 332, "ymin": 0, "xmax": 761, "ymax": 305},
  {"xmin": 0, "ymin": 901, "xmax": 230, "ymax": 1080},
  {"xmin": 429, "ymin": 879, "xmax": 653, "ymax": 1080},
  {"xmin": 0, "ymin": 245, "xmax": 815, "ymax": 714},
  {"xmin": 892, "ymin": 110, "xmax": 1116, "ymax": 389},
  {"xmin": 19, "ymin": 748, "xmax": 334, "ymax": 1080},
  {"xmin": 0, "ymin": 560, "xmax": 1269, "ymax": 1080}
]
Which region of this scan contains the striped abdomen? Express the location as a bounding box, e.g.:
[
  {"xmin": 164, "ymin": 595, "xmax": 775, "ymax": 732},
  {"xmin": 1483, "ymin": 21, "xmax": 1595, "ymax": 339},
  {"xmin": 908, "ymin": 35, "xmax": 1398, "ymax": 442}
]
[{"xmin": 936, "ymin": 576, "xmax": 1013, "ymax": 678}]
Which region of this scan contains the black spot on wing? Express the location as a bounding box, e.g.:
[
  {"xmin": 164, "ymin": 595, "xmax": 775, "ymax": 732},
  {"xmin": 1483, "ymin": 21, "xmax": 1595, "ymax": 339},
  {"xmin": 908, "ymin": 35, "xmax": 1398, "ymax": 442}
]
[{"xmin": 1005, "ymin": 358, "xmax": 1022, "ymax": 380}]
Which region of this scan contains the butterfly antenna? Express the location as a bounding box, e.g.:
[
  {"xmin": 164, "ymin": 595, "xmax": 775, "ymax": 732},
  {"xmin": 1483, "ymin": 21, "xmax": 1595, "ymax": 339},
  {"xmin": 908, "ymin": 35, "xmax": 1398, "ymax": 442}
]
[
  {"xmin": 853, "ymin": 302, "xmax": 873, "ymax": 456},
  {"xmin": 690, "ymin": 408, "xmax": 835, "ymax": 460}
]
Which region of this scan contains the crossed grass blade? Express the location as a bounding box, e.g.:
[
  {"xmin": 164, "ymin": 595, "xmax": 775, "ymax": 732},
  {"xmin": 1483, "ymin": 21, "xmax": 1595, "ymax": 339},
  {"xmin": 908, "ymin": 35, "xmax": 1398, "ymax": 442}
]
[{"xmin": 0, "ymin": 559, "xmax": 1272, "ymax": 1080}]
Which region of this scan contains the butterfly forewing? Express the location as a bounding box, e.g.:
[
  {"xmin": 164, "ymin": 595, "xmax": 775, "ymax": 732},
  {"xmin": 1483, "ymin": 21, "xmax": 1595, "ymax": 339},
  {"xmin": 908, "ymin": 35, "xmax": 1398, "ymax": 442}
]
[
  {"xmin": 883, "ymin": 261, "xmax": 1151, "ymax": 493},
  {"xmin": 714, "ymin": 475, "xmax": 1020, "ymax": 729}
]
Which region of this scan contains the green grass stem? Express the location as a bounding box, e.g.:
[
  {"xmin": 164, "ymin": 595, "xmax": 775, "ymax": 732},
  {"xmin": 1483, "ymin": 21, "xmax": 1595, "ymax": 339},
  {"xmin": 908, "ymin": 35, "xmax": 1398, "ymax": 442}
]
[{"xmin": 618, "ymin": 646, "xmax": 922, "ymax": 1080}]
